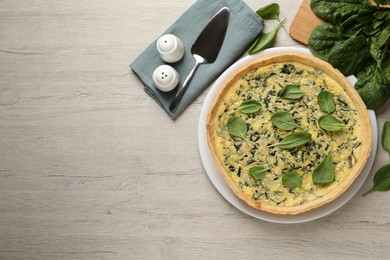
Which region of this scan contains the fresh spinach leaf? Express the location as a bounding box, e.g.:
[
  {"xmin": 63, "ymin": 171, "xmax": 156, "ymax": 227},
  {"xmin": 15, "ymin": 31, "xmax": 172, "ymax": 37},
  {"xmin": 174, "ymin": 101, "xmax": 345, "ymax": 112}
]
[
  {"xmin": 356, "ymin": 8, "xmax": 375, "ymax": 25},
  {"xmin": 318, "ymin": 115, "xmax": 345, "ymax": 131},
  {"xmin": 280, "ymin": 84, "xmax": 305, "ymax": 100},
  {"xmin": 268, "ymin": 132, "xmax": 311, "ymax": 149},
  {"xmin": 363, "ymin": 22, "xmax": 382, "ymax": 36},
  {"xmin": 227, "ymin": 117, "xmax": 247, "ymax": 140},
  {"xmin": 374, "ymin": 0, "xmax": 390, "ymax": 6},
  {"xmin": 362, "ymin": 164, "xmax": 390, "ymax": 196},
  {"xmin": 249, "ymin": 166, "xmax": 269, "ymax": 181},
  {"xmin": 327, "ymin": 35, "xmax": 371, "ymax": 76},
  {"xmin": 313, "ymin": 153, "xmax": 335, "ymax": 185},
  {"xmin": 309, "ymin": 22, "xmax": 372, "ymax": 75},
  {"xmin": 271, "ymin": 111, "xmax": 301, "ymax": 130},
  {"xmin": 308, "ymin": 23, "xmax": 345, "ymax": 61},
  {"xmin": 239, "ymin": 100, "xmax": 262, "ymax": 114},
  {"xmin": 382, "ymin": 121, "xmax": 390, "ymax": 156},
  {"xmin": 374, "ymin": 10, "xmax": 390, "ymax": 20},
  {"xmin": 282, "ymin": 171, "xmax": 302, "ymax": 189},
  {"xmin": 340, "ymin": 14, "xmax": 364, "ymax": 37},
  {"xmin": 256, "ymin": 3, "xmax": 288, "ymax": 32},
  {"xmin": 248, "ymin": 17, "xmax": 286, "ymax": 55},
  {"xmin": 355, "ymin": 63, "xmax": 390, "ymax": 110},
  {"xmin": 318, "ymin": 91, "xmax": 336, "ymax": 113},
  {"xmin": 370, "ymin": 39, "xmax": 384, "ymax": 65},
  {"xmin": 377, "ymin": 24, "xmax": 390, "ymax": 48},
  {"xmin": 256, "ymin": 3, "xmax": 280, "ymax": 20},
  {"xmin": 381, "ymin": 50, "xmax": 390, "ymax": 82},
  {"xmin": 311, "ymin": 0, "xmax": 367, "ymax": 24}
]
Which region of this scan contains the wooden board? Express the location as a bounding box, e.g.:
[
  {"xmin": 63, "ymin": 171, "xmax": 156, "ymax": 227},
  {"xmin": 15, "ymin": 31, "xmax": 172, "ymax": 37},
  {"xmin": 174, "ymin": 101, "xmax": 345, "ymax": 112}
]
[
  {"xmin": 289, "ymin": 0, "xmax": 323, "ymax": 45},
  {"xmin": 290, "ymin": 0, "xmax": 390, "ymax": 45}
]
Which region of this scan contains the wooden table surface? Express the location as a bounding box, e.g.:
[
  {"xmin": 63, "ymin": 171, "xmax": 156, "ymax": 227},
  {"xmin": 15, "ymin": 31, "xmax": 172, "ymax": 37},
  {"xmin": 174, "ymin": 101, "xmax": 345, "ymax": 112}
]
[{"xmin": 1, "ymin": 0, "xmax": 389, "ymax": 259}]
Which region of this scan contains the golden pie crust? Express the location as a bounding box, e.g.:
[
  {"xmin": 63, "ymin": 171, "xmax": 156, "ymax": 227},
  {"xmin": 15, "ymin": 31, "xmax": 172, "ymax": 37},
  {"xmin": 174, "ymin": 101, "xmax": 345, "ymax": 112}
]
[{"xmin": 206, "ymin": 52, "xmax": 372, "ymax": 215}]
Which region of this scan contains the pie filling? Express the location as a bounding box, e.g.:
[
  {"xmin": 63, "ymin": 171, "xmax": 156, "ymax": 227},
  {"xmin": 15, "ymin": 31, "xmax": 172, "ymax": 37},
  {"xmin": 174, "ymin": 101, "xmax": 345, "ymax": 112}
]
[{"xmin": 213, "ymin": 61, "xmax": 364, "ymax": 208}]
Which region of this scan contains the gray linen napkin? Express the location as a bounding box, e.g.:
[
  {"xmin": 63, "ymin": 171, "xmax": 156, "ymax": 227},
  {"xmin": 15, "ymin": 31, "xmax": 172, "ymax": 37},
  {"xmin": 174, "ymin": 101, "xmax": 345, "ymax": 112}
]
[{"xmin": 130, "ymin": 0, "xmax": 263, "ymax": 119}]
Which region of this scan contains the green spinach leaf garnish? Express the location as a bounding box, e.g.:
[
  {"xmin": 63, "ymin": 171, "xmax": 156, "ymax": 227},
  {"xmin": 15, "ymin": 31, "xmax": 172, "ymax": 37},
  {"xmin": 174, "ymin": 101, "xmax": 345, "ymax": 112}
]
[
  {"xmin": 282, "ymin": 172, "xmax": 313, "ymax": 193},
  {"xmin": 318, "ymin": 115, "xmax": 345, "ymax": 132},
  {"xmin": 271, "ymin": 111, "xmax": 301, "ymax": 130},
  {"xmin": 318, "ymin": 91, "xmax": 336, "ymax": 113},
  {"xmin": 280, "ymin": 84, "xmax": 305, "ymax": 100},
  {"xmin": 227, "ymin": 117, "xmax": 247, "ymax": 140},
  {"xmin": 313, "ymin": 153, "xmax": 335, "ymax": 185},
  {"xmin": 268, "ymin": 132, "xmax": 311, "ymax": 149},
  {"xmin": 239, "ymin": 100, "xmax": 262, "ymax": 114},
  {"xmin": 249, "ymin": 166, "xmax": 269, "ymax": 181},
  {"xmin": 282, "ymin": 171, "xmax": 303, "ymax": 189}
]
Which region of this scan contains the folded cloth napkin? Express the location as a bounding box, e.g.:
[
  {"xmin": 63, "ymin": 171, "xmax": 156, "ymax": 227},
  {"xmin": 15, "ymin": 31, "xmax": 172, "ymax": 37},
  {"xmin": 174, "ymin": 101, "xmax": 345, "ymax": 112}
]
[{"xmin": 130, "ymin": 0, "xmax": 263, "ymax": 119}]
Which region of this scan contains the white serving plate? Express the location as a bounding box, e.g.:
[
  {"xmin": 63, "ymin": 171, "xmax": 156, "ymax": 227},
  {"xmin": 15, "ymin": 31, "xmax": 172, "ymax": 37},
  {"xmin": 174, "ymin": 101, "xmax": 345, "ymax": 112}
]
[{"xmin": 198, "ymin": 46, "xmax": 377, "ymax": 224}]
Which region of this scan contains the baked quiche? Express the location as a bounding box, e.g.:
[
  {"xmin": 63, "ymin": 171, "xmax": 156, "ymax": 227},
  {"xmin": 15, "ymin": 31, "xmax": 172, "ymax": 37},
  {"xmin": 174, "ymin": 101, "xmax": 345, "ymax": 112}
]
[{"xmin": 206, "ymin": 52, "xmax": 372, "ymax": 215}]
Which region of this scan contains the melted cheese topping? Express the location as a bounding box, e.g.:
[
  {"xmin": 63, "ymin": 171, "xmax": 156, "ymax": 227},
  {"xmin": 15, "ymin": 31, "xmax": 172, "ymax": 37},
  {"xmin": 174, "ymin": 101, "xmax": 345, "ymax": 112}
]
[{"xmin": 214, "ymin": 62, "xmax": 363, "ymax": 207}]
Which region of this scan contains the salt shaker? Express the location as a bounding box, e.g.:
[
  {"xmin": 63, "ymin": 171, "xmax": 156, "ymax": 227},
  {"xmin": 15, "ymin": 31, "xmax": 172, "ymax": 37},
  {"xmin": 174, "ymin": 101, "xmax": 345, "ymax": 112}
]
[
  {"xmin": 156, "ymin": 34, "xmax": 184, "ymax": 63},
  {"xmin": 152, "ymin": 65, "xmax": 179, "ymax": 92}
]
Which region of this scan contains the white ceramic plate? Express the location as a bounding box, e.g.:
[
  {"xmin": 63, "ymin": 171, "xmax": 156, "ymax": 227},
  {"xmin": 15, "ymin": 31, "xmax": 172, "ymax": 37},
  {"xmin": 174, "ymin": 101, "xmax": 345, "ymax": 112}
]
[{"xmin": 198, "ymin": 47, "xmax": 378, "ymax": 223}]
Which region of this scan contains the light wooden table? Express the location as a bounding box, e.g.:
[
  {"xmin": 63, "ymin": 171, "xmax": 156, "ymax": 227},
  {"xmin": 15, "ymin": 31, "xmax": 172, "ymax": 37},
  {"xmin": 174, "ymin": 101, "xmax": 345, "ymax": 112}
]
[{"xmin": 1, "ymin": 0, "xmax": 389, "ymax": 259}]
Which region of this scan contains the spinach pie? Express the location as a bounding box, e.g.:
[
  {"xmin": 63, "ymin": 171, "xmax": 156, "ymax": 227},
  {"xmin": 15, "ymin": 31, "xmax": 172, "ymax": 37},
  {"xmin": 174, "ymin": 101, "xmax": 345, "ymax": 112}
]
[{"xmin": 206, "ymin": 52, "xmax": 372, "ymax": 215}]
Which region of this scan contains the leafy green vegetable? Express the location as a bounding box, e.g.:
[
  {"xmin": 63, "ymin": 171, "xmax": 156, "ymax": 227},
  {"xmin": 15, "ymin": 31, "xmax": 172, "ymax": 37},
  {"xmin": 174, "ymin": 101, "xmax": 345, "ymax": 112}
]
[
  {"xmin": 327, "ymin": 35, "xmax": 371, "ymax": 76},
  {"xmin": 339, "ymin": 14, "xmax": 364, "ymax": 37},
  {"xmin": 249, "ymin": 3, "xmax": 288, "ymax": 55},
  {"xmin": 268, "ymin": 132, "xmax": 311, "ymax": 149},
  {"xmin": 355, "ymin": 63, "xmax": 390, "ymax": 110},
  {"xmin": 381, "ymin": 50, "xmax": 390, "ymax": 82},
  {"xmin": 256, "ymin": 3, "xmax": 288, "ymax": 32},
  {"xmin": 256, "ymin": 3, "xmax": 280, "ymax": 20},
  {"xmin": 282, "ymin": 171, "xmax": 302, "ymax": 189},
  {"xmin": 309, "ymin": 25, "xmax": 372, "ymax": 76},
  {"xmin": 282, "ymin": 172, "xmax": 313, "ymax": 193},
  {"xmin": 239, "ymin": 100, "xmax": 262, "ymax": 114},
  {"xmin": 310, "ymin": 0, "xmax": 368, "ymax": 24},
  {"xmin": 280, "ymin": 85, "xmax": 305, "ymax": 100},
  {"xmin": 363, "ymin": 22, "xmax": 382, "ymax": 36},
  {"xmin": 382, "ymin": 121, "xmax": 390, "ymax": 156},
  {"xmin": 248, "ymin": 17, "xmax": 286, "ymax": 55},
  {"xmin": 308, "ymin": 23, "xmax": 345, "ymax": 61},
  {"xmin": 271, "ymin": 111, "xmax": 301, "ymax": 130},
  {"xmin": 377, "ymin": 24, "xmax": 390, "ymax": 48},
  {"xmin": 308, "ymin": 0, "xmax": 390, "ymax": 110},
  {"xmin": 313, "ymin": 153, "xmax": 335, "ymax": 185},
  {"xmin": 363, "ymin": 121, "xmax": 390, "ymax": 196},
  {"xmin": 362, "ymin": 164, "xmax": 390, "ymax": 196},
  {"xmin": 249, "ymin": 166, "xmax": 269, "ymax": 181},
  {"xmin": 227, "ymin": 117, "xmax": 247, "ymax": 139},
  {"xmin": 317, "ymin": 91, "xmax": 336, "ymax": 113},
  {"xmin": 318, "ymin": 115, "xmax": 345, "ymax": 131},
  {"xmin": 374, "ymin": 0, "xmax": 390, "ymax": 5}
]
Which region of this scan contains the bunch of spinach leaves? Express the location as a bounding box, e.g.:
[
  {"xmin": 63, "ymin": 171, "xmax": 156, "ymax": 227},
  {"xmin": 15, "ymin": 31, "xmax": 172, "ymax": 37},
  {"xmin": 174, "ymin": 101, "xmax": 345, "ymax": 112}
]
[
  {"xmin": 308, "ymin": 0, "xmax": 390, "ymax": 109},
  {"xmin": 374, "ymin": 0, "xmax": 390, "ymax": 5}
]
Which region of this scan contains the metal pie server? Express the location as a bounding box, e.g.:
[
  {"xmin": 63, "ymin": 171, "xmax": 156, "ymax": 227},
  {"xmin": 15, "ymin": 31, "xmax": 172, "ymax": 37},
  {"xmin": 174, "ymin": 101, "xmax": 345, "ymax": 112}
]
[{"xmin": 169, "ymin": 7, "xmax": 230, "ymax": 113}]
